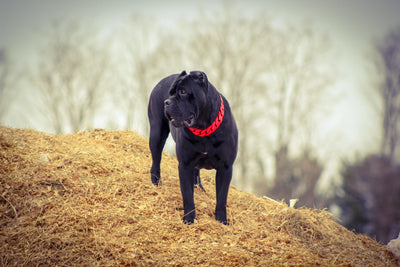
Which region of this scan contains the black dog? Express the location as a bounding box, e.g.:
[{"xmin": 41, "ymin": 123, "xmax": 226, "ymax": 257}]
[{"xmin": 147, "ymin": 70, "xmax": 238, "ymax": 224}]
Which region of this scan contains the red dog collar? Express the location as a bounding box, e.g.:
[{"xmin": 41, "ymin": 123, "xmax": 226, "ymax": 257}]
[{"xmin": 189, "ymin": 95, "xmax": 225, "ymax": 137}]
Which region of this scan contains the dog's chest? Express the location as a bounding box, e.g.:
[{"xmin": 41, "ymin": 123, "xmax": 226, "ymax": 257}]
[{"xmin": 195, "ymin": 152, "xmax": 216, "ymax": 170}]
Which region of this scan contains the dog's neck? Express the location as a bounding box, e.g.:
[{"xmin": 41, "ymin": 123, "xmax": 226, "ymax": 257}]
[{"xmin": 188, "ymin": 91, "xmax": 224, "ymax": 137}]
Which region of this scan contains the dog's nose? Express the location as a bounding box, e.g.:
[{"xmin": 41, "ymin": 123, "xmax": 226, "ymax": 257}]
[{"xmin": 164, "ymin": 99, "xmax": 171, "ymax": 106}]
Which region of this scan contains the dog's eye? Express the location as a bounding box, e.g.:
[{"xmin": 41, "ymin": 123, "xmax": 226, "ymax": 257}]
[{"xmin": 179, "ymin": 90, "xmax": 187, "ymax": 95}]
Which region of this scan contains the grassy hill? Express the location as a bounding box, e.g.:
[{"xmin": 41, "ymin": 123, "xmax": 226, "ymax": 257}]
[{"xmin": 0, "ymin": 126, "xmax": 397, "ymax": 266}]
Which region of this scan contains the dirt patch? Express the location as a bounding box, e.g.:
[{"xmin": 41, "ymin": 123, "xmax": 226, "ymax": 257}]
[{"xmin": 0, "ymin": 126, "xmax": 397, "ymax": 266}]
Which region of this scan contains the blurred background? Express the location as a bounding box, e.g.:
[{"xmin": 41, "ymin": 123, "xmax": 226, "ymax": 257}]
[{"xmin": 1, "ymin": 0, "xmax": 400, "ymax": 243}]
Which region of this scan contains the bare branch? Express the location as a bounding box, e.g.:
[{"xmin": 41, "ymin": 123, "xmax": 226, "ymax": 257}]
[{"xmin": 34, "ymin": 21, "xmax": 109, "ymax": 133}]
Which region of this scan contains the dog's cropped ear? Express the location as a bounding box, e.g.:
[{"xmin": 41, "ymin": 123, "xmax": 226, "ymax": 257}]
[
  {"xmin": 190, "ymin": 71, "xmax": 208, "ymax": 91},
  {"xmin": 179, "ymin": 70, "xmax": 187, "ymax": 77},
  {"xmin": 170, "ymin": 71, "xmax": 187, "ymax": 95}
]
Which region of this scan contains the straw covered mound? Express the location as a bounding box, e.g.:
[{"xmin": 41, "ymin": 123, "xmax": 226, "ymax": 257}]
[{"xmin": 0, "ymin": 126, "xmax": 397, "ymax": 266}]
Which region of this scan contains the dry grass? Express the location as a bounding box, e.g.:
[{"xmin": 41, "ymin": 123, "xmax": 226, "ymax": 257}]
[{"xmin": 0, "ymin": 126, "xmax": 397, "ymax": 266}]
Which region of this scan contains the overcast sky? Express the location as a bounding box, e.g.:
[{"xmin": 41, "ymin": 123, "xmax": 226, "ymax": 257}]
[
  {"xmin": 2, "ymin": 0, "xmax": 400, "ymax": 60},
  {"xmin": 1, "ymin": 0, "xmax": 400, "ymax": 163}
]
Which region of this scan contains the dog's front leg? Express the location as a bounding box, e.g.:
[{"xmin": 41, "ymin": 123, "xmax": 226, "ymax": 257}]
[
  {"xmin": 149, "ymin": 121, "xmax": 170, "ymax": 186},
  {"xmin": 215, "ymin": 166, "xmax": 233, "ymax": 225},
  {"xmin": 178, "ymin": 164, "xmax": 196, "ymax": 224}
]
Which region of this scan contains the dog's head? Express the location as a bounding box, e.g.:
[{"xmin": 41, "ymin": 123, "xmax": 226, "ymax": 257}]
[{"xmin": 164, "ymin": 70, "xmax": 209, "ymax": 128}]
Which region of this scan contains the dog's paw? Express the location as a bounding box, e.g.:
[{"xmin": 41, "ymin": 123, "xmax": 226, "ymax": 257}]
[
  {"xmin": 217, "ymin": 219, "xmax": 229, "ymax": 225},
  {"xmin": 215, "ymin": 214, "xmax": 229, "ymax": 225},
  {"xmin": 151, "ymin": 174, "xmax": 161, "ymax": 186},
  {"xmin": 183, "ymin": 210, "xmax": 196, "ymax": 224},
  {"xmin": 183, "ymin": 218, "xmax": 195, "ymax": 225}
]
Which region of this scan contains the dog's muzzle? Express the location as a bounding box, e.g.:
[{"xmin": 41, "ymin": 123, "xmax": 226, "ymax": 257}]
[{"xmin": 164, "ymin": 99, "xmax": 195, "ymax": 128}]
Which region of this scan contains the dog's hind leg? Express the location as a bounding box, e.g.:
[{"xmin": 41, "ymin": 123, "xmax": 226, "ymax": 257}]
[
  {"xmin": 194, "ymin": 169, "xmax": 206, "ymax": 192},
  {"xmin": 149, "ymin": 119, "xmax": 170, "ymax": 186}
]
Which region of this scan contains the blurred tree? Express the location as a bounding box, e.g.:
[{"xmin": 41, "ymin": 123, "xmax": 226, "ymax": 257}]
[
  {"xmin": 336, "ymin": 26, "xmax": 400, "ymax": 244},
  {"xmin": 176, "ymin": 6, "xmax": 334, "ymax": 199},
  {"xmin": 34, "ymin": 21, "xmax": 110, "ymax": 133},
  {"xmin": 118, "ymin": 14, "xmax": 180, "ymax": 133},
  {"xmin": 268, "ymin": 23, "xmax": 332, "ymax": 153},
  {"xmin": 336, "ymin": 155, "xmax": 400, "ymax": 243},
  {"xmin": 264, "ymin": 23, "xmax": 334, "ymax": 207},
  {"xmin": 0, "ymin": 48, "xmax": 11, "ymax": 123},
  {"xmin": 183, "ymin": 5, "xmax": 273, "ymax": 188},
  {"xmin": 376, "ymin": 26, "xmax": 400, "ymax": 161},
  {"xmin": 268, "ymin": 146, "xmax": 324, "ymax": 208}
]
